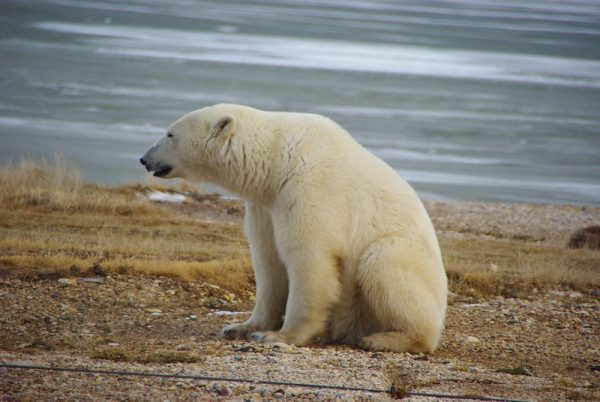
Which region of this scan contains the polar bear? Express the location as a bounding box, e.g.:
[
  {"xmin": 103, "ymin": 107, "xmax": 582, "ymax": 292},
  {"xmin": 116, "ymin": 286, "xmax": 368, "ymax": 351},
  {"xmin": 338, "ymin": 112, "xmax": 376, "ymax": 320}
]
[{"xmin": 140, "ymin": 104, "xmax": 447, "ymax": 353}]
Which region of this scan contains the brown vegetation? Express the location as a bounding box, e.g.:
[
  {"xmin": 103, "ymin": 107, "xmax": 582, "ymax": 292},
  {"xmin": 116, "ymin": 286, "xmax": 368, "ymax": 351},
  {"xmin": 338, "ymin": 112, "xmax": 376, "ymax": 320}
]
[
  {"xmin": 1, "ymin": 158, "xmax": 598, "ymax": 298},
  {"xmin": 0, "ymin": 158, "xmax": 252, "ymax": 296}
]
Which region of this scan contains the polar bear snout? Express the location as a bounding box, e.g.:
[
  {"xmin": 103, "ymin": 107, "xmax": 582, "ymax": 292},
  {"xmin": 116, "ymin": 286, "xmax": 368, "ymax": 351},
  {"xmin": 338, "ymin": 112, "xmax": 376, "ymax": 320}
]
[
  {"xmin": 140, "ymin": 153, "xmax": 173, "ymax": 178},
  {"xmin": 141, "ymin": 136, "xmax": 177, "ymax": 178}
]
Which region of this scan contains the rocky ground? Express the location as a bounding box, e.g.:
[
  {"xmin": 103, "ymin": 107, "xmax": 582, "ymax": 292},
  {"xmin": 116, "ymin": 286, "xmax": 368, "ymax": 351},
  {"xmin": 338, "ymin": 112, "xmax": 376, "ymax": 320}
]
[
  {"xmin": 1, "ymin": 270, "xmax": 598, "ymax": 401},
  {"xmin": 1, "ymin": 197, "xmax": 599, "ymax": 401}
]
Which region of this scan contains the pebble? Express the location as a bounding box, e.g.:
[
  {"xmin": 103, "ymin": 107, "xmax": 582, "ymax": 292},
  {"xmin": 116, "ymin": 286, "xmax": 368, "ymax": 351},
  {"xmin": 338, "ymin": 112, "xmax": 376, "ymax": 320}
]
[
  {"xmin": 271, "ymin": 342, "xmax": 292, "ymax": 351},
  {"xmin": 466, "ymin": 336, "xmax": 480, "ymax": 343},
  {"xmin": 212, "ymin": 383, "xmax": 230, "ymax": 397},
  {"xmin": 469, "ymin": 365, "xmax": 483, "ymax": 373}
]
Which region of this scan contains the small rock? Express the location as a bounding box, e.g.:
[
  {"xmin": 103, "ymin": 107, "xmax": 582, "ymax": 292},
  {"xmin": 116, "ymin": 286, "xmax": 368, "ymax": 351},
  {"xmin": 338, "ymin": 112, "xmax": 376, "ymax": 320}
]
[
  {"xmin": 466, "ymin": 336, "xmax": 480, "ymax": 343},
  {"xmin": 567, "ymin": 225, "xmax": 600, "ymax": 249},
  {"xmin": 213, "ymin": 383, "xmax": 230, "ymax": 397},
  {"xmin": 144, "ymin": 308, "xmax": 162, "ymax": 313},
  {"xmin": 590, "ymin": 364, "xmax": 600, "ymax": 371},
  {"xmin": 107, "ymin": 342, "xmax": 120, "ymax": 347},
  {"xmin": 57, "ymin": 278, "xmax": 77, "ymax": 285},
  {"xmin": 175, "ymin": 344, "xmax": 188, "ymax": 351},
  {"xmin": 271, "ymin": 342, "xmax": 292, "ymax": 351},
  {"xmin": 234, "ymin": 344, "xmax": 258, "ymax": 353},
  {"xmin": 188, "ymin": 315, "xmax": 198, "ymax": 320},
  {"xmin": 234, "ymin": 354, "xmax": 242, "ymax": 361},
  {"xmin": 568, "ymin": 291, "xmax": 582, "ymax": 298},
  {"xmin": 488, "ymin": 263, "xmax": 498, "ymax": 273}
]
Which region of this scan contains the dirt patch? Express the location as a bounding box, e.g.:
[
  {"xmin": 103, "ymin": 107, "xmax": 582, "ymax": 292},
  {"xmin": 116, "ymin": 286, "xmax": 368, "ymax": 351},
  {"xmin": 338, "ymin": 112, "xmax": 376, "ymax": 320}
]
[{"xmin": 1, "ymin": 274, "xmax": 598, "ymax": 401}]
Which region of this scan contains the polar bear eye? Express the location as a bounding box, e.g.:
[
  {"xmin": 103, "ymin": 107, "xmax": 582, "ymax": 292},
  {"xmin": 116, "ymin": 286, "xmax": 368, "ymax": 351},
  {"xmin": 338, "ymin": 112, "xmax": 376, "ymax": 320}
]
[{"xmin": 167, "ymin": 132, "xmax": 173, "ymax": 138}]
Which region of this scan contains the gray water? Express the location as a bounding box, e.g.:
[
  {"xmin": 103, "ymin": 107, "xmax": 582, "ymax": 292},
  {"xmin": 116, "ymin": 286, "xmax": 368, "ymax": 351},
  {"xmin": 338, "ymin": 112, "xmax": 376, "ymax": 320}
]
[{"xmin": 1, "ymin": 0, "xmax": 600, "ymax": 204}]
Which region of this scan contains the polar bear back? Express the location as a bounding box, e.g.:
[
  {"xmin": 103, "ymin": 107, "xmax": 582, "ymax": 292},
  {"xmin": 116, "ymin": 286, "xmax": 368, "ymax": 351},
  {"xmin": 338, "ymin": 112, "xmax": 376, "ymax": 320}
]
[{"xmin": 258, "ymin": 108, "xmax": 441, "ymax": 263}]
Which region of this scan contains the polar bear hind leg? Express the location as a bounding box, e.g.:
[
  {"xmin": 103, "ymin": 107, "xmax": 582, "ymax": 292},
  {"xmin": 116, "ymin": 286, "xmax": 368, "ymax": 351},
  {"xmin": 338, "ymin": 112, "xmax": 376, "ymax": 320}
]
[{"xmin": 357, "ymin": 236, "xmax": 446, "ymax": 353}]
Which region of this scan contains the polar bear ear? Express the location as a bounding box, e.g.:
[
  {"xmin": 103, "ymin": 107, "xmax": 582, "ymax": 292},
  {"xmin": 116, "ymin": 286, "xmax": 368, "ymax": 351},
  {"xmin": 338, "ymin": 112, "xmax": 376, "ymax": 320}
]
[{"xmin": 213, "ymin": 115, "xmax": 236, "ymax": 136}]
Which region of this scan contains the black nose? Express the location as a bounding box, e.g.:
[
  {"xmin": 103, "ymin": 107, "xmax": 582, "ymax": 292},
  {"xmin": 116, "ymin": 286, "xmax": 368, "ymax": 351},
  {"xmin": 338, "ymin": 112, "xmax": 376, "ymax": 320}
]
[{"xmin": 140, "ymin": 157, "xmax": 146, "ymax": 166}]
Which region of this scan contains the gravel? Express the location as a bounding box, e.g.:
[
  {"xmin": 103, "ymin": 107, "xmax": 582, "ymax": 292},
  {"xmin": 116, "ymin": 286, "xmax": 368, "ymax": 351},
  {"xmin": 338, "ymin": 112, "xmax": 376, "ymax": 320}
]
[{"xmin": 1, "ymin": 274, "xmax": 598, "ymax": 401}]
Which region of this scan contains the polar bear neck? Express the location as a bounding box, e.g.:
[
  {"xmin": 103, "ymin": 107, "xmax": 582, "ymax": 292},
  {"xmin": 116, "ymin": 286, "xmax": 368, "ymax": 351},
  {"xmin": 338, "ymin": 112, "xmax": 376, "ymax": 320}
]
[{"xmin": 207, "ymin": 112, "xmax": 296, "ymax": 205}]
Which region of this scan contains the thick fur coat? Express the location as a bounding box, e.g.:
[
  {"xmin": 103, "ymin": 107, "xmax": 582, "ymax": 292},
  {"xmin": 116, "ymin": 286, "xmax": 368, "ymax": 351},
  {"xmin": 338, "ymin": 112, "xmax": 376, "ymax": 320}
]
[{"xmin": 141, "ymin": 104, "xmax": 448, "ymax": 353}]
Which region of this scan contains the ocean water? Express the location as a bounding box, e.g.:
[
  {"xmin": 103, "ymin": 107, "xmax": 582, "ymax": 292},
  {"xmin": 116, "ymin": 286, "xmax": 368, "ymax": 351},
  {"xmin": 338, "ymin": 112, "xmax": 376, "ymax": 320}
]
[{"xmin": 1, "ymin": 0, "xmax": 599, "ymax": 204}]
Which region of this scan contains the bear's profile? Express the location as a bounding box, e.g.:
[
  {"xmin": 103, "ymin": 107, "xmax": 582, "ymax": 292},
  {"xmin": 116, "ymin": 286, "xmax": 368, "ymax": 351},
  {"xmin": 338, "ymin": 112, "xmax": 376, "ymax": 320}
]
[{"xmin": 141, "ymin": 104, "xmax": 447, "ymax": 353}]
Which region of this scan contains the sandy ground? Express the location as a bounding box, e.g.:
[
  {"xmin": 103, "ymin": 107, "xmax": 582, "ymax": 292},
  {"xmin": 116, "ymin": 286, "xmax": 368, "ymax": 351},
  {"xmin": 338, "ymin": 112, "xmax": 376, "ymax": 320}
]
[{"xmin": 1, "ymin": 198, "xmax": 599, "ymax": 401}]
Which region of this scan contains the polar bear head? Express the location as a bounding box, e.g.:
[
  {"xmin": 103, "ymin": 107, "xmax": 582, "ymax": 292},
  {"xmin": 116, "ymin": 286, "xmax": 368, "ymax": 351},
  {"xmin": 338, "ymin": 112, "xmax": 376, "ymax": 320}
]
[{"xmin": 140, "ymin": 104, "xmax": 239, "ymax": 183}]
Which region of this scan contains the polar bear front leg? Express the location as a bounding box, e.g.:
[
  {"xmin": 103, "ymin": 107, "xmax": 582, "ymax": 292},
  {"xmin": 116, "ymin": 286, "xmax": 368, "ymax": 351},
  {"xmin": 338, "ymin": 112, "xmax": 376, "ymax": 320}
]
[
  {"xmin": 251, "ymin": 249, "xmax": 341, "ymax": 346},
  {"xmin": 223, "ymin": 203, "xmax": 289, "ymax": 340}
]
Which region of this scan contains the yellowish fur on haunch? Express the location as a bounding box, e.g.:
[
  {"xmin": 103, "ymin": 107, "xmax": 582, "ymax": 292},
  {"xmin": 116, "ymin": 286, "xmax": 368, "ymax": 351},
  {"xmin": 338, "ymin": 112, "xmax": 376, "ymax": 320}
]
[{"xmin": 141, "ymin": 104, "xmax": 448, "ymax": 353}]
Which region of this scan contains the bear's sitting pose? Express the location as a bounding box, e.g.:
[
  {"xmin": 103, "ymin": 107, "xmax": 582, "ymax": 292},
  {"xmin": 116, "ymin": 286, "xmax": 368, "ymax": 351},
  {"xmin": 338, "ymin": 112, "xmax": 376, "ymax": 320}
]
[{"xmin": 141, "ymin": 104, "xmax": 447, "ymax": 353}]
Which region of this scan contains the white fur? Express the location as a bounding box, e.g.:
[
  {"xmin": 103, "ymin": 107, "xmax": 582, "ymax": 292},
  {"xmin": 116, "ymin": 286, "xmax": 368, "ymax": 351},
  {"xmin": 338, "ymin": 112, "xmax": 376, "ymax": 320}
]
[{"xmin": 141, "ymin": 104, "xmax": 448, "ymax": 353}]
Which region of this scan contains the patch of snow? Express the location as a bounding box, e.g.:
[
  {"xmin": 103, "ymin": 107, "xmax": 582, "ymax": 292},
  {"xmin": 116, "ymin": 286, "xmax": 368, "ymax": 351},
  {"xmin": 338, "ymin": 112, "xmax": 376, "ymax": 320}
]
[{"xmin": 147, "ymin": 191, "xmax": 186, "ymax": 203}]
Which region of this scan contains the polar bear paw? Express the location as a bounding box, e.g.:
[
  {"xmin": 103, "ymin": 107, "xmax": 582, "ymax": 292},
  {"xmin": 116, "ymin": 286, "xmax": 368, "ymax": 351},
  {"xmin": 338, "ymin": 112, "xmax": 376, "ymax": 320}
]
[
  {"xmin": 250, "ymin": 330, "xmax": 289, "ymax": 345},
  {"xmin": 222, "ymin": 322, "xmax": 256, "ymax": 340}
]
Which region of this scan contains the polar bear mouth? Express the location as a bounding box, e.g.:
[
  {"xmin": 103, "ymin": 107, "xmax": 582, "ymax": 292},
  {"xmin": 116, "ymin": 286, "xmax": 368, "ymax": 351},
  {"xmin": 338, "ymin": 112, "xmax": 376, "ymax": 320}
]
[{"xmin": 152, "ymin": 165, "xmax": 173, "ymax": 177}]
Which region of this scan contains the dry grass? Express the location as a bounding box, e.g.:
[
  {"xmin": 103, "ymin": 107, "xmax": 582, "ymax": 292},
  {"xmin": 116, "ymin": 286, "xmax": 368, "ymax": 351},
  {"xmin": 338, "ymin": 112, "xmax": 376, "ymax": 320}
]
[
  {"xmin": 0, "ymin": 158, "xmax": 252, "ymax": 296},
  {"xmin": 442, "ymin": 237, "xmax": 599, "ymax": 297},
  {"xmin": 1, "ymin": 158, "xmax": 599, "ymax": 299},
  {"xmin": 0, "ymin": 157, "xmax": 155, "ymax": 215}
]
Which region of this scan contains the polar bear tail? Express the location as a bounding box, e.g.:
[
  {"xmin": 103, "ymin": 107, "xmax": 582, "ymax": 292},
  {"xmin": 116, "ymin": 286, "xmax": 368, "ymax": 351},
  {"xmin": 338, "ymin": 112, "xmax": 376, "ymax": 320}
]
[{"xmin": 357, "ymin": 236, "xmax": 447, "ymax": 354}]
